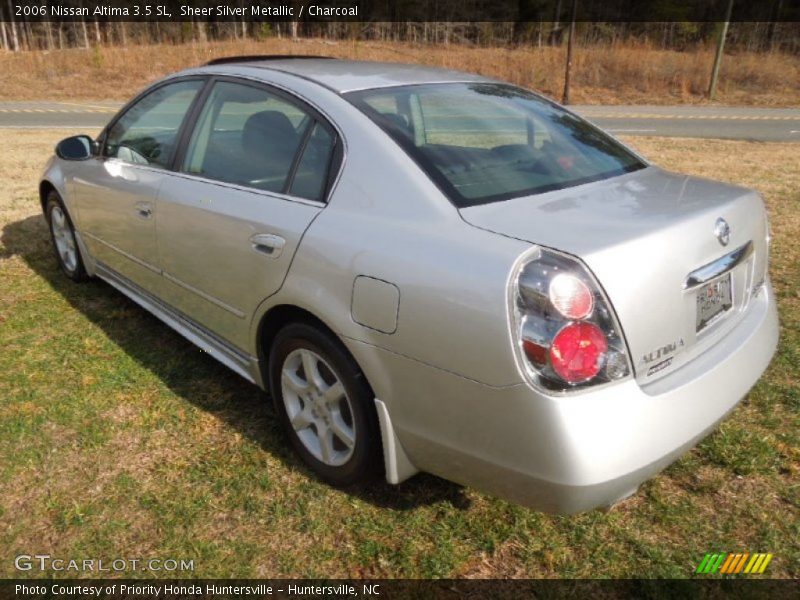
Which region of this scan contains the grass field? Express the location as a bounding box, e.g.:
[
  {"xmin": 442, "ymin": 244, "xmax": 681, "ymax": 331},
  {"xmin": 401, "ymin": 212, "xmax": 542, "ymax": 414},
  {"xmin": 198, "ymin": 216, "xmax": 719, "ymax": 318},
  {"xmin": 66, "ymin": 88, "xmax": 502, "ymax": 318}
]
[
  {"xmin": 1, "ymin": 38, "xmax": 798, "ymax": 107},
  {"xmin": 0, "ymin": 130, "xmax": 798, "ymax": 578}
]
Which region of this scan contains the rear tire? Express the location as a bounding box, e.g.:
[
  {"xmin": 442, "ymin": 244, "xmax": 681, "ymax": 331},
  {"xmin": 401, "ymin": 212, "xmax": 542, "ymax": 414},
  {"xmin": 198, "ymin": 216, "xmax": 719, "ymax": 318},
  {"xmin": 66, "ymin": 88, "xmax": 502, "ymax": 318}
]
[
  {"xmin": 269, "ymin": 322, "xmax": 381, "ymax": 486},
  {"xmin": 45, "ymin": 192, "xmax": 87, "ymax": 282}
]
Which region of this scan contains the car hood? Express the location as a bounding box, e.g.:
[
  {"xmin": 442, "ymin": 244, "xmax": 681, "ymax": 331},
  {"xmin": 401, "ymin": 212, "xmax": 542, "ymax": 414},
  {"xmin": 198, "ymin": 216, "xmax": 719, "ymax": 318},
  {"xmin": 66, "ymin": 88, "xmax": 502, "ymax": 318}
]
[{"xmin": 460, "ymin": 166, "xmax": 769, "ymax": 384}]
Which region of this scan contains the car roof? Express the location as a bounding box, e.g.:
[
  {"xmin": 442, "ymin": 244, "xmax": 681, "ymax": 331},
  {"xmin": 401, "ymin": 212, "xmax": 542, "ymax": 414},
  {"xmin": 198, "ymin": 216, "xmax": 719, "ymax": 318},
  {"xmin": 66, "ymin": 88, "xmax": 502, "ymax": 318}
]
[{"xmin": 196, "ymin": 57, "xmax": 492, "ymax": 94}]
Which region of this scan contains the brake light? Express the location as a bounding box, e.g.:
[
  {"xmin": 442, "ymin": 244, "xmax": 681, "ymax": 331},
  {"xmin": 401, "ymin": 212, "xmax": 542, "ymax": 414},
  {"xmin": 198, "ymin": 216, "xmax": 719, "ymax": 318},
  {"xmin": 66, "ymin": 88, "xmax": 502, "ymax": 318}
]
[
  {"xmin": 550, "ymin": 322, "xmax": 608, "ymax": 383},
  {"xmin": 511, "ymin": 248, "xmax": 631, "ymax": 391}
]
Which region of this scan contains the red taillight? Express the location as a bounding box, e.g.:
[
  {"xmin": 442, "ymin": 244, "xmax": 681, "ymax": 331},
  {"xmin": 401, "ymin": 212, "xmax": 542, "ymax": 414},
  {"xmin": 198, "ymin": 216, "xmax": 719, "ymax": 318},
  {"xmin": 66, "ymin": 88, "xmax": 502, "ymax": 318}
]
[
  {"xmin": 549, "ymin": 273, "xmax": 594, "ymax": 320},
  {"xmin": 523, "ymin": 339, "xmax": 548, "ymax": 366},
  {"xmin": 514, "ymin": 248, "xmax": 630, "ymax": 391},
  {"xmin": 549, "ymin": 322, "xmax": 608, "ymax": 383}
]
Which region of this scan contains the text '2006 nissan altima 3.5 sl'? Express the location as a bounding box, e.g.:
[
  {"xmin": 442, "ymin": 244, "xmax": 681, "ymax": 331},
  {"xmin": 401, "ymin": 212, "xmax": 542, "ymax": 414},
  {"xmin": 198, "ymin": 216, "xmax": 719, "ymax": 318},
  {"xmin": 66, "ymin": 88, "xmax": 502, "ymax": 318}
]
[{"xmin": 40, "ymin": 57, "xmax": 778, "ymax": 513}]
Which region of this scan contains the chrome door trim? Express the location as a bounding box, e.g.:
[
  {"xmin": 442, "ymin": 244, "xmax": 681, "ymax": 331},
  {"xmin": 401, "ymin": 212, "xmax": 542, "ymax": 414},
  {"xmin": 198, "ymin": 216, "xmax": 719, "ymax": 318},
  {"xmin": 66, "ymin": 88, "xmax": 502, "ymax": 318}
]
[
  {"xmin": 83, "ymin": 231, "xmax": 161, "ymax": 274},
  {"xmin": 684, "ymin": 241, "xmax": 754, "ymax": 290},
  {"xmin": 95, "ymin": 261, "xmax": 257, "ymax": 383},
  {"xmin": 162, "ymin": 271, "xmax": 247, "ymax": 319},
  {"xmin": 99, "ymin": 157, "xmax": 175, "ymax": 177},
  {"xmin": 164, "ymin": 170, "xmax": 326, "ymax": 208}
]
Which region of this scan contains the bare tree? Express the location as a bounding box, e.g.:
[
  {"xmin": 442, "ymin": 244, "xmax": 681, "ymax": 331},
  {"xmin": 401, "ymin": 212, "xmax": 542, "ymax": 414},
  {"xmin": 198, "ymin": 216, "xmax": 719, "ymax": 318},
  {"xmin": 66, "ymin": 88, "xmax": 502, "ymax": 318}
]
[
  {"xmin": 562, "ymin": 0, "xmax": 578, "ymax": 104},
  {"xmin": 78, "ymin": 1, "xmax": 89, "ymax": 48},
  {"xmin": 0, "ymin": 18, "xmax": 8, "ymax": 52},
  {"xmin": 23, "ymin": 16, "xmax": 33, "ymax": 50},
  {"xmin": 708, "ymin": 0, "xmax": 734, "ymax": 100},
  {"xmin": 6, "ymin": 0, "xmax": 20, "ymax": 52},
  {"xmin": 767, "ymin": 0, "xmax": 784, "ymax": 51},
  {"xmin": 196, "ymin": 21, "xmax": 208, "ymax": 43},
  {"xmin": 46, "ymin": 21, "xmax": 54, "ymax": 51}
]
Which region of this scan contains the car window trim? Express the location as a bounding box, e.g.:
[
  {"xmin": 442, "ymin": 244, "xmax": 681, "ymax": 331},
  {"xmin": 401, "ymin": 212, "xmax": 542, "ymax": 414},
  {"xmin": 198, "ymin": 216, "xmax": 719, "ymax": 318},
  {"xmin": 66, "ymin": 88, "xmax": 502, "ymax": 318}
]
[
  {"xmin": 285, "ymin": 119, "xmax": 338, "ymax": 202},
  {"xmin": 169, "ymin": 77, "xmax": 216, "ymax": 171},
  {"xmin": 283, "ymin": 118, "xmax": 317, "ymax": 195},
  {"xmin": 164, "ymin": 170, "xmax": 327, "ymax": 209},
  {"xmin": 174, "ymin": 75, "xmax": 343, "ymax": 204},
  {"xmin": 98, "ymin": 75, "xmax": 210, "ymax": 170}
]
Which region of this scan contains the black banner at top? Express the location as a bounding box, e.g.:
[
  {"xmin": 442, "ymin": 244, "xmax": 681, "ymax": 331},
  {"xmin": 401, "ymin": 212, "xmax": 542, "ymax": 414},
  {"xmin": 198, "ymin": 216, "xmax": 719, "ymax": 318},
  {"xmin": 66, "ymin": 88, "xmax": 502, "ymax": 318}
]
[{"xmin": 3, "ymin": 0, "xmax": 800, "ymax": 23}]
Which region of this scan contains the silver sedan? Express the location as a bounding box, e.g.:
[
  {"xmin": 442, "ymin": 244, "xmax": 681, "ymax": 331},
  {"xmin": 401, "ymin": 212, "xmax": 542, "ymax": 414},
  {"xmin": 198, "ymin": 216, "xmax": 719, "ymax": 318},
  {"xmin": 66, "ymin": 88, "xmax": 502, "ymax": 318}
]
[{"xmin": 40, "ymin": 57, "xmax": 778, "ymax": 513}]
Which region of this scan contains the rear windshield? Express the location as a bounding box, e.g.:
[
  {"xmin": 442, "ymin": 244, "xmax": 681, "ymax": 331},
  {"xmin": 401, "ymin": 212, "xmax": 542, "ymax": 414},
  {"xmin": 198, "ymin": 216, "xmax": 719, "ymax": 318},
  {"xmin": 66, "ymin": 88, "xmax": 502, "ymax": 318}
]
[{"xmin": 346, "ymin": 83, "xmax": 646, "ymax": 207}]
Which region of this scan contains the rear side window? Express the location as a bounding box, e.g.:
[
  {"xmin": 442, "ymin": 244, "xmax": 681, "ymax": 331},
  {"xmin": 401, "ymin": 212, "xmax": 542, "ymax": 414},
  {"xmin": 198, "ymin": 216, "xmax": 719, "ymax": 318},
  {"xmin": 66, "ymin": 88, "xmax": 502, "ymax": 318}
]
[
  {"xmin": 104, "ymin": 80, "xmax": 203, "ymax": 168},
  {"xmin": 288, "ymin": 123, "xmax": 335, "ymax": 201},
  {"xmin": 182, "ymin": 81, "xmax": 334, "ymax": 200},
  {"xmin": 347, "ymin": 83, "xmax": 645, "ymax": 207}
]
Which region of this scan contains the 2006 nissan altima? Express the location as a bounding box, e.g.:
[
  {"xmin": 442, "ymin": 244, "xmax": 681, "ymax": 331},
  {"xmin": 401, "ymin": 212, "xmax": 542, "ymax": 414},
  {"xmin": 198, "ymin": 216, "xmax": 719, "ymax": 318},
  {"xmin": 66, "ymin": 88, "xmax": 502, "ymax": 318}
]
[{"xmin": 40, "ymin": 57, "xmax": 778, "ymax": 513}]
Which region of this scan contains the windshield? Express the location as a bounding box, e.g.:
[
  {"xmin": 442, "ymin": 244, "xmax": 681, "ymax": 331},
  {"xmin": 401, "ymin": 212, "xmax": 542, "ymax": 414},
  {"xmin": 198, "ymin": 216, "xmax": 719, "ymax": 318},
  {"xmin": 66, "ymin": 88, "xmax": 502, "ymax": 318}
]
[{"xmin": 346, "ymin": 83, "xmax": 646, "ymax": 207}]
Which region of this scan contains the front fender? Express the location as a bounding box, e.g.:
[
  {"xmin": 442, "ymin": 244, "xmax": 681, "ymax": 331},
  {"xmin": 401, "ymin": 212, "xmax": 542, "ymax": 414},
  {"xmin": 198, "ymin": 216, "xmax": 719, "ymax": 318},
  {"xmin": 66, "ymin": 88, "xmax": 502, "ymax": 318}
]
[
  {"xmin": 40, "ymin": 157, "xmax": 70, "ymax": 215},
  {"xmin": 40, "ymin": 157, "xmax": 97, "ymax": 276}
]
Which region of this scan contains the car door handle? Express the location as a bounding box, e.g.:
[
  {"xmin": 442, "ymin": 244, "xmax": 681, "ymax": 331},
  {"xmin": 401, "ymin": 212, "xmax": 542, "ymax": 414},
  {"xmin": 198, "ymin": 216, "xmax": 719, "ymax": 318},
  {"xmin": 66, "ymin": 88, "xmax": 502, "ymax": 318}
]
[
  {"xmin": 250, "ymin": 233, "xmax": 285, "ymax": 259},
  {"xmin": 134, "ymin": 202, "xmax": 153, "ymax": 219}
]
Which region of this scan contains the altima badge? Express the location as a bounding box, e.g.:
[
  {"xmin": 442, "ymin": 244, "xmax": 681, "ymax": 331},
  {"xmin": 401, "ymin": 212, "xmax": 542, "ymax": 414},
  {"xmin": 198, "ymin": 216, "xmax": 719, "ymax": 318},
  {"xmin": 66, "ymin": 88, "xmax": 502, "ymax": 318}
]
[
  {"xmin": 715, "ymin": 218, "xmax": 731, "ymax": 246},
  {"xmin": 642, "ymin": 338, "xmax": 685, "ymax": 366}
]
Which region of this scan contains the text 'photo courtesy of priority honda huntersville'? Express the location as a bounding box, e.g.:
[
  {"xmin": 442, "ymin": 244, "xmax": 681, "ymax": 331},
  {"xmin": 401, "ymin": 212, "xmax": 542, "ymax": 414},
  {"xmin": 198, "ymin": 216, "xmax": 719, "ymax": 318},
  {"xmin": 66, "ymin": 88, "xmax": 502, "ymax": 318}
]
[{"xmin": 40, "ymin": 57, "xmax": 778, "ymax": 514}]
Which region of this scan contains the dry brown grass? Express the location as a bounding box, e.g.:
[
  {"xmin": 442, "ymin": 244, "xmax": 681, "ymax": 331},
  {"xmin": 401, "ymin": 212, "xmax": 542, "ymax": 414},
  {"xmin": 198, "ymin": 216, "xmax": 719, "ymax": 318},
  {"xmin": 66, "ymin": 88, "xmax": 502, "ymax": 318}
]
[{"xmin": 0, "ymin": 38, "xmax": 797, "ymax": 106}]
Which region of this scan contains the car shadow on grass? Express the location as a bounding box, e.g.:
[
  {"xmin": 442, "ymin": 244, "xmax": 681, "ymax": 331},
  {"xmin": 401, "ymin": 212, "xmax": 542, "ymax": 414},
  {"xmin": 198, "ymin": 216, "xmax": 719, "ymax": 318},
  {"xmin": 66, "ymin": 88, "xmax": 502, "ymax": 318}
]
[{"xmin": 2, "ymin": 214, "xmax": 471, "ymax": 512}]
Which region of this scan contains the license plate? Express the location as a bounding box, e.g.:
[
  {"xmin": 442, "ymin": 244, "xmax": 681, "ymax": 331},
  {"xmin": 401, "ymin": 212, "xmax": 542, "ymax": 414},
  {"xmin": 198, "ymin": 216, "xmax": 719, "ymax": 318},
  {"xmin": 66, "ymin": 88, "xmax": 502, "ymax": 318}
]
[{"xmin": 696, "ymin": 273, "xmax": 732, "ymax": 332}]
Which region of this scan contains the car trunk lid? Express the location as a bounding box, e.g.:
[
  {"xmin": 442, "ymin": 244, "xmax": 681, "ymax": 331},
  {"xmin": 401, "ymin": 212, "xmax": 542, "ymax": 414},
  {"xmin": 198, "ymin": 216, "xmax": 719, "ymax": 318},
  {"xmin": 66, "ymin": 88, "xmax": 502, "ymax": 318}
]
[{"xmin": 460, "ymin": 166, "xmax": 769, "ymax": 384}]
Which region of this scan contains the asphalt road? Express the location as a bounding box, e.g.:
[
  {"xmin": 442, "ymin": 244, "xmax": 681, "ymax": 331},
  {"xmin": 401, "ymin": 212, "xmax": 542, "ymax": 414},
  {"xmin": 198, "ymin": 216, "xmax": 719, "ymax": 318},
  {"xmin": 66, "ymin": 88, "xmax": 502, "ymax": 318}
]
[
  {"xmin": 574, "ymin": 105, "xmax": 800, "ymax": 142},
  {"xmin": 1, "ymin": 101, "xmax": 798, "ymax": 142}
]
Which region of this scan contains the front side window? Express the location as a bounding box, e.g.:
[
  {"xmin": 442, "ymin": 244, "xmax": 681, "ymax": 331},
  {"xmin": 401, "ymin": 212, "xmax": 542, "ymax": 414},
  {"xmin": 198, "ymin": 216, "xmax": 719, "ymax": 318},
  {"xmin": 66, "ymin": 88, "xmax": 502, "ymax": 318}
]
[
  {"xmin": 183, "ymin": 81, "xmax": 334, "ymax": 199},
  {"xmin": 347, "ymin": 83, "xmax": 646, "ymax": 207},
  {"xmin": 104, "ymin": 80, "xmax": 203, "ymax": 168}
]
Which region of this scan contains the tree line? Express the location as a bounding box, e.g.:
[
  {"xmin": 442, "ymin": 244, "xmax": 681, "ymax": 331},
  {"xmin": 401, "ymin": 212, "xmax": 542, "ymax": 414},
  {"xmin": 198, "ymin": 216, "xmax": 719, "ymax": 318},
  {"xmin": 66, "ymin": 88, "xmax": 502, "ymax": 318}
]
[{"xmin": 0, "ymin": 14, "xmax": 797, "ymax": 54}]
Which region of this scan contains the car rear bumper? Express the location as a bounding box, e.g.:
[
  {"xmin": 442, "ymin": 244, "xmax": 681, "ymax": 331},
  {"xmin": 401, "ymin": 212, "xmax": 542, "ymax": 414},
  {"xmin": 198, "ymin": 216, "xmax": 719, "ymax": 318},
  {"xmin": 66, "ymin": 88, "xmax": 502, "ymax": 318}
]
[{"xmin": 350, "ymin": 282, "xmax": 779, "ymax": 513}]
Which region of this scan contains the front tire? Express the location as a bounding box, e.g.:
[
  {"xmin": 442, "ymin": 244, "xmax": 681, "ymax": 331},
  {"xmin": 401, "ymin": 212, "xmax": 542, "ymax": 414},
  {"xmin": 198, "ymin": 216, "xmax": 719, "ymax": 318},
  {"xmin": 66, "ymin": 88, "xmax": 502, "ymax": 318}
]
[
  {"xmin": 269, "ymin": 322, "xmax": 381, "ymax": 486},
  {"xmin": 46, "ymin": 192, "xmax": 87, "ymax": 282}
]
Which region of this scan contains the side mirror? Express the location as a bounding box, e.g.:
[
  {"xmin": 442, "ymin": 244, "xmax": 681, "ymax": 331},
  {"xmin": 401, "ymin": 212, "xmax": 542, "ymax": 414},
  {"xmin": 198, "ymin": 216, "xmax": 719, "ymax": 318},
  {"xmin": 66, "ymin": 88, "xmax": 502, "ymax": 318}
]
[{"xmin": 55, "ymin": 135, "xmax": 96, "ymax": 161}]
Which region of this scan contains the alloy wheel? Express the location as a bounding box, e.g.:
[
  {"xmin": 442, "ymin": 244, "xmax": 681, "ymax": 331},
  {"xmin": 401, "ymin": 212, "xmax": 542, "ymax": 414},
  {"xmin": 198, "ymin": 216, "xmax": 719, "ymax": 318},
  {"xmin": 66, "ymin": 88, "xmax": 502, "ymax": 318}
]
[
  {"xmin": 280, "ymin": 348, "xmax": 357, "ymax": 467},
  {"xmin": 50, "ymin": 205, "xmax": 78, "ymax": 273}
]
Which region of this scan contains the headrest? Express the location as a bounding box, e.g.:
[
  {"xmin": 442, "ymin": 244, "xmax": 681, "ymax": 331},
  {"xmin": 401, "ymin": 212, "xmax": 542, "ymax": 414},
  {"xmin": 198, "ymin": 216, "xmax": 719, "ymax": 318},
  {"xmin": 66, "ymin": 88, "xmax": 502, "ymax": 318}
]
[
  {"xmin": 242, "ymin": 110, "xmax": 298, "ymax": 155},
  {"xmin": 381, "ymin": 113, "xmax": 413, "ymax": 138}
]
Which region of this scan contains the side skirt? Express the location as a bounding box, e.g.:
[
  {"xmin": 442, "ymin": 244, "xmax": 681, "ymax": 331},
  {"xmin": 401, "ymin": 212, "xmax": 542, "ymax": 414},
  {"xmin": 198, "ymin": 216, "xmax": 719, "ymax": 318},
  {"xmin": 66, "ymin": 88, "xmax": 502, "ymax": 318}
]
[{"xmin": 95, "ymin": 262, "xmax": 262, "ymax": 387}]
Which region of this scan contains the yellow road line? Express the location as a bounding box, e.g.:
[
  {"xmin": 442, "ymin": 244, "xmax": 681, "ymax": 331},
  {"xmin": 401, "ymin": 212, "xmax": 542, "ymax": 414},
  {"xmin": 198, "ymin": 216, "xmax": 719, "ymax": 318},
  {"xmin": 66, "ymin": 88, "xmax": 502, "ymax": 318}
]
[
  {"xmin": 581, "ymin": 113, "xmax": 800, "ymax": 121},
  {"xmin": 55, "ymin": 100, "xmax": 121, "ymax": 110},
  {"xmin": 0, "ymin": 108, "xmax": 115, "ymax": 113}
]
